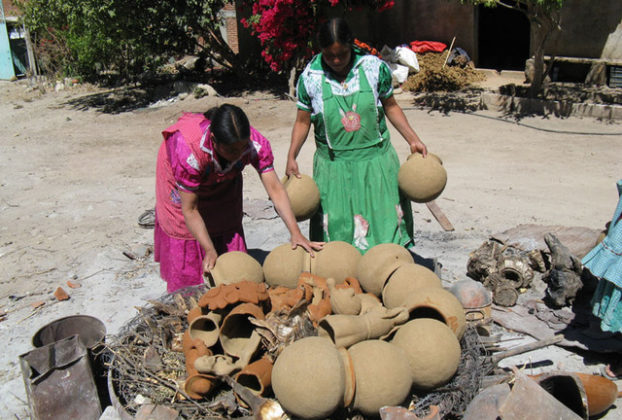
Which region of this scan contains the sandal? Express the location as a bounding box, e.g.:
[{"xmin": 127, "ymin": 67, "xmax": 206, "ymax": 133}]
[
  {"xmin": 138, "ymin": 209, "xmax": 155, "ymax": 228},
  {"xmin": 599, "ymin": 364, "xmax": 622, "ymax": 380}
]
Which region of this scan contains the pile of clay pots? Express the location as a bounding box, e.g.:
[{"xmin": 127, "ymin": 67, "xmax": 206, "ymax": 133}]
[{"xmin": 180, "ymin": 241, "xmax": 468, "ymax": 418}]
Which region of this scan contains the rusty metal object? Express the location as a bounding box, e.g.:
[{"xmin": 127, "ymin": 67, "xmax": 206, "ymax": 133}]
[{"xmin": 19, "ymin": 335, "xmax": 102, "ymax": 420}]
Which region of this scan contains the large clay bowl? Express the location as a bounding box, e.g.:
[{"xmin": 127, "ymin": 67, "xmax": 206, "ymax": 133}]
[
  {"xmin": 349, "ymin": 340, "xmax": 412, "ymax": 416},
  {"xmin": 281, "ymin": 174, "xmax": 320, "ymax": 221},
  {"xmin": 398, "ymin": 152, "xmax": 447, "ymax": 203},
  {"xmin": 391, "ymin": 319, "xmax": 461, "ymax": 390},
  {"xmin": 272, "ymin": 336, "xmax": 345, "ymax": 419},
  {"xmin": 357, "ymin": 243, "xmax": 414, "ymax": 296},
  {"xmin": 382, "ymin": 263, "xmax": 442, "ymax": 308},
  {"xmin": 401, "ymin": 287, "xmax": 466, "ymax": 339},
  {"xmin": 263, "ymin": 243, "xmax": 309, "ymax": 288},
  {"xmin": 311, "ymin": 241, "xmax": 361, "ymax": 284},
  {"xmin": 219, "ymin": 303, "xmax": 265, "ymax": 358},
  {"xmin": 210, "ymin": 251, "xmax": 264, "ymax": 286}
]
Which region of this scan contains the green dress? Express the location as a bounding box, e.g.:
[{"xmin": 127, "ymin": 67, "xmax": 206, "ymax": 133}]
[{"xmin": 296, "ymin": 50, "xmax": 413, "ymax": 253}]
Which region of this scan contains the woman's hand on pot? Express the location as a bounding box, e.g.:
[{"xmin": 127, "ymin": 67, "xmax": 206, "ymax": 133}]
[
  {"xmin": 202, "ymin": 247, "xmax": 218, "ymax": 276},
  {"xmin": 409, "ymin": 139, "xmax": 428, "ymax": 157},
  {"xmin": 285, "ymin": 158, "xmax": 301, "ymax": 178},
  {"xmin": 290, "ymin": 232, "xmax": 324, "ymax": 257}
]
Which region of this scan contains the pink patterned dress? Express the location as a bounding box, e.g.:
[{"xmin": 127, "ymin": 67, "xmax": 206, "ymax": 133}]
[{"xmin": 154, "ymin": 113, "xmax": 274, "ymax": 292}]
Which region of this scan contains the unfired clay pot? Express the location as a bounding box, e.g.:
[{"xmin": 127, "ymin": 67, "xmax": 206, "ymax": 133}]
[
  {"xmin": 328, "ymin": 278, "xmax": 362, "ymax": 315},
  {"xmin": 210, "ymin": 251, "xmax": 264, "ymax": 286},
  {"xmin": 357, "ymin": 243, "xmax": 414, "ymax": 296},
  {"xmin": 188, "ymin": 311, "xmax": 222, "ymax": 348},
  {"xmin": 187, "ymin": 306, "xmax": 203, "ymax": 324},
  {"xmin": 310, "ymin": 241, "xmax": 362, "ymax": 283},
  {"xmin": 391, "ymin": 319, "xmax": 461, "ymax": 390},
  {"xmin": 272, "ymin": 337, "xmax": 346, "ymax": 419},
  {"xmin": 349, "ymin": 340, "xmax": 412, "ymax": 416},
  {"xmin": 281, "ymin": 174, "xmax": 321, "ymax": 221},
  {"xmin": 401, "ymin": 287, "xmax": 467, "ymax": 339},
  {"xmin": 263, "ymin": 243, "xmax": 309, "ymax": 288},
  {"xmin": 382, "ymin": 263, "xmax": 442, "ymax": 308},
  {"xmin": 398, "ymin": 152, "xmax": 447, "ymax": 203},
  {"xmin": 219, "ymin": 303, "xmax": 265, "ymax": 358}
]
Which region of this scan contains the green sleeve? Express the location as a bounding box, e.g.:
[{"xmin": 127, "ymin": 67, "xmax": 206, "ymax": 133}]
[
  {"xmin": 296, "ymin": 74, "xmax": 312, "ymax": 112},
  {"xmin": 378, "ymin": 61, "xmax": 394, "ymax": 99}
]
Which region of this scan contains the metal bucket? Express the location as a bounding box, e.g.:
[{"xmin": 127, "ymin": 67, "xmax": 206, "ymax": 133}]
[
  {"xmin": 31, "ymin": 315, "xmax": 110, "ymax": 410},
  {"xmin": 19, "ymin": 335, "xmax": 102, "ymax": 420}
]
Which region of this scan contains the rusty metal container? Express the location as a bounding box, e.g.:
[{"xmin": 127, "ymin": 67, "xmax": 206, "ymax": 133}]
[{"xmin": 19, "ymin": 334, "xmax": 102, "ymax": 419}]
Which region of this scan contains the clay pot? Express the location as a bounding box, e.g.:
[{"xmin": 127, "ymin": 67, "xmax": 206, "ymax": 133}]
[
  {"xmin": 234, "ymin": 356, "xmax": 273, "ymax": 397},
  {"xmin": 349, "ymin": 340, "xmax": 412, "ymax": 416},
  {"xmin": 210, "ymin": 251, "xmax": 264, "ymax": 286},
  {"xmin": 391, "ymin": 319, "xmax": 461, "ymax": 390},
  {"xmin": 574, "ymin": 372, "xmax": 619, "ymax": 416},
  {"xmin": 318, "ymin": 306, "xmax": 409, "ymax": 348},
  {"xmin": 183, "ymin": 373, "xmax": 215, "ymax": 399},
  {"xmin": 449, "ymin": 279, "xmax": 493, "ymax": 323},
  {"xmin": 184, "ymin": 338, "xmax": 212, "ymax": 374},
  {"xmin": 398, "ymin": 152, "xmax": 447, "ymax": 203},
  {"xmin": 188, "ymin": 311, "xmax": 222, "ymax": 348},
  {"xmin": 219, "ymin": 303, "xmax": 265, "ymax": 358},
  {"xmin": 272, "ymin": 337, "xmax": 346, "ymax": 419},
  {"xmin": 328, "ymin": 278, "xmax": 362, "ymax": 315},
  {"xmin": 281, "ymin": 174, "xmax": 320, "ymax": 221},
  {"xmin": 311, "ymin": 241, "xmax": 362, "ymax": 284},
  {"xmin": 401, "ymin": 287, "xmax": 466, "ymax": 339},
  {"xmin": 357, "ymin": 243, "xmax": 414, "ymax": 296},
  {"xmin": 263, "ymin": 243, "xmax": 310, "ymax": 288},
  {"xmin": 382, "ymin": 263, "xmax": 442, "ymax": 308}
]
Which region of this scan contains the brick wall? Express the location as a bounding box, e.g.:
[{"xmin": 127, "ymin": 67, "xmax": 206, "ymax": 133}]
[{"xmin": 222, "ymin": 2, "xmax": 239, "ymax": 54}]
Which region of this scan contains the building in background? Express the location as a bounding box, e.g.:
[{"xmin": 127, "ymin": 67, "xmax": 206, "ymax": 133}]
[{"xmin": 0, "ymin": 0, "xmax": 36, "ymax": 80}]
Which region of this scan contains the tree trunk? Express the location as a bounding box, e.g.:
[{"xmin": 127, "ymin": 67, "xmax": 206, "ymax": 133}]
[{"xmin": 526, "ymin": 5, "xmax": 561, "ymax": 97}]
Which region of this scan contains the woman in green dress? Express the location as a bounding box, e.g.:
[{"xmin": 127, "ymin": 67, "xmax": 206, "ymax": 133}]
[{"xmin": 286, "ymin": 18, "xmax": 428, "ymax": 253}]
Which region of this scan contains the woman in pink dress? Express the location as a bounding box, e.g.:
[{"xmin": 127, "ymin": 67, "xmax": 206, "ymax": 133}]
[{"xmin": 155, "ymin": 104, "xmax": 322, "ymax": 293}]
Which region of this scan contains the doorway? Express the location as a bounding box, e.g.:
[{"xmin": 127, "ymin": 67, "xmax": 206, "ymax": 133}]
[{"xmin": 477, "ymin": 3, "xmax": 530, "ymax": 71}]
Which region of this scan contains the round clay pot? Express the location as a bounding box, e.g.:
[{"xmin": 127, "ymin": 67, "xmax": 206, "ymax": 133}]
[
  {"xmin": 281, "ymin": 174, "xmax": 320, "ymax": 221},
  {"xmin": 311, "ymin": 241, "xmax": 362, "ymax": 284},
  {"xmin": 272, "ymin": 337, "xmax": 345, "ymax": 419},
  {"xmin": 398, "ymin": 153, "xmax": 447, "ymax": 203},
  {"xmin": 219, "ymin": 303, "xmax": 265, "ymax": 358},
  {"xmin": 349, "ymin": 340, "xmax": 412, "ymax": 416},
  {"xmin": 391, "ymin": 319, "xmax": 461, "ymax": 390},
  {"xmin": 401, "ymin": 287, "xmax": 466, "ymax": 339},
  {"xmin": 188, "ymin": 311, "xmax": 222, "ymax": 348},
  {"xmin": 357, "ymin": 243, "xmax": 414, "ymax": 296},
  {"xmin": 263, "ymin": 243, "xmax": 309, "ymax": 288},
  {"xmin": 382, "ymin": 263, "xmax": 442, "ymax": 308},
  {"xmin": 210, "ymin": 251, "xmax": 264, "ymax": 286}
]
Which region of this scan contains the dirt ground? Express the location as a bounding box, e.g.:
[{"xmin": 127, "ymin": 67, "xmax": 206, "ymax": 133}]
[{"xmin": 1, "ymin": 75, "xmax": 621, "ymax": 418}]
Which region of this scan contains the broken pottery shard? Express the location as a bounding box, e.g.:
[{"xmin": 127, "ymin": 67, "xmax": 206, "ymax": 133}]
[
  {"xmin": 54, "ymin": 287, "xmax": 70, "ymax": 301},
  {"xmin": 462, "ymin": 383, "xmax": 510, "ymax": 420},
  {"xmin": 498, "ymin": 371, "xmax": 583, "ymax": 420}
]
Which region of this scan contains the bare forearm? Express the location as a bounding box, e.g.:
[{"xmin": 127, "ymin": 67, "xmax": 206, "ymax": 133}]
[{"xmin": 183, "ymin": 209, "xmax": 215, "ymax": 253}]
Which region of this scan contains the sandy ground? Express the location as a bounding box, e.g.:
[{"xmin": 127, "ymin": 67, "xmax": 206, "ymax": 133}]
[{"xmin": 1, "ymin": 75, "xmax": 621, "ymax": 418}]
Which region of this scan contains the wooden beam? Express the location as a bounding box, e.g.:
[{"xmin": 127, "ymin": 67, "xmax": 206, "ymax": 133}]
[
  {"xmin": 544, "ymin": 55, "xmax": 622, "ymax": 66},
  {"xmin": 425, "ymin": 200, "xmax": 454, "ymax": 232}
]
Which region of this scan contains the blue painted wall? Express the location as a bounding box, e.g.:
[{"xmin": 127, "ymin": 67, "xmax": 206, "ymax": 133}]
[{"xmin": 1, "ymin": 6, "xmax": 15, "ymax": 79}]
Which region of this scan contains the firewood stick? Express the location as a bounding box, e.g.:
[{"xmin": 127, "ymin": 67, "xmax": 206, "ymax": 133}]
[
  {"xmin": 490, "ymin": 334, "xmax": 563, "ymax": 365},
  {"xmin": 442, "ymin": 36, "xmax": 456, "ymax": 69}
]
